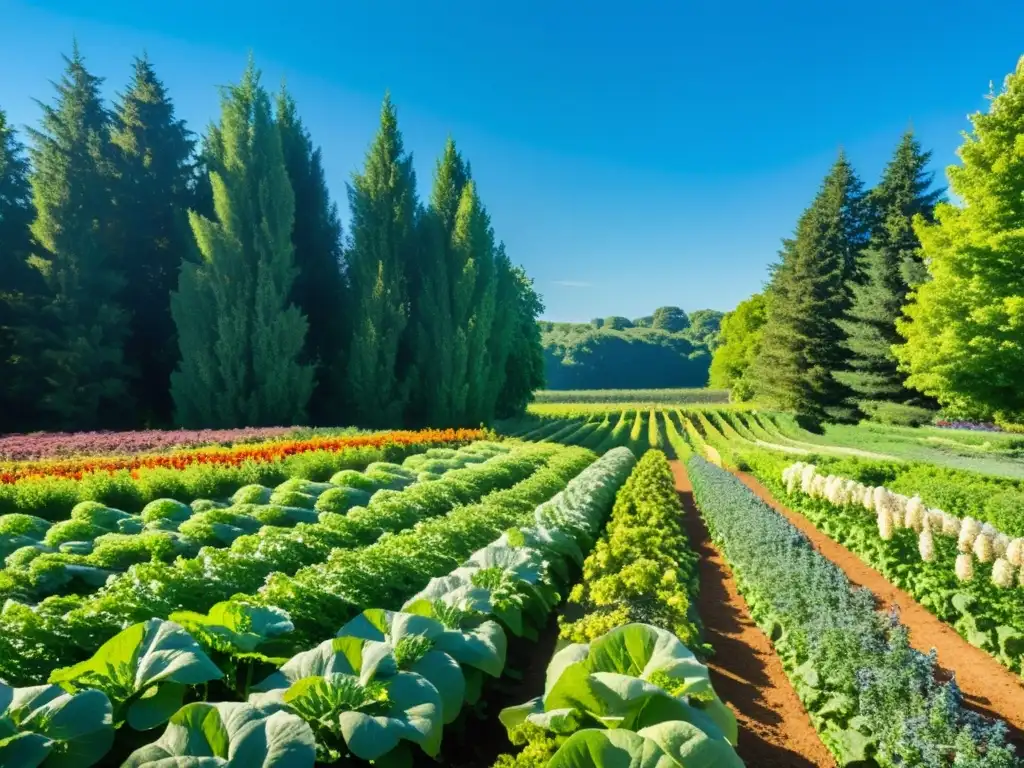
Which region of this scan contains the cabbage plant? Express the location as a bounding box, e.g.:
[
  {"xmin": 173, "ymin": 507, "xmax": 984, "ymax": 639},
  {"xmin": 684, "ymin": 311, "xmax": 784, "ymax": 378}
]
[
  {"xmin": 48, "ymin": 618, "xmax": 223, "ymax": 730},
  {"xmin": 0, "ymin": 683, "xmax": 114, "ymax": 768},
  {"xmin": 122, "ymin": 701, "xmax": 315, "ymax": 767},
  {"xmin": 547, "ymin": 720, "xmax": 744, "ymax": 768},
  {"xmin": 248, "ymin": 635, "xmax": 443, "ymax": 762},
  {"xmin": 500, "ymin": 624, "xmax": 736, "ymax": 748}
]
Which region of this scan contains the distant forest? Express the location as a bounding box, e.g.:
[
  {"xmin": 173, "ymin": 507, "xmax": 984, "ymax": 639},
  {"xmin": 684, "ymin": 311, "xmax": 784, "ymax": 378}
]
[{"xmin": 540, "ymin": 307, "xmax": 723, "ymax": 389}]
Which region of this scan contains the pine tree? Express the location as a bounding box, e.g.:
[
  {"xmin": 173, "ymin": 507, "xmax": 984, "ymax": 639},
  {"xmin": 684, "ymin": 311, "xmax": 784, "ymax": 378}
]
[
  {"xmin": 28, "ymin": 45, "xmax": 131, "ymax": 429},
  {"xmin": 753, "ymin": 151, "xmax": 867, "ymax": 427},
  {"xmin": 276, "ymin": 86, "xmax": 349, "ymax": 425},
  {"xmin": 496, "ymin": 264, "xmax": 545, "ymax": 418},
  {"xmin": 170, "ymin": 60, "xmax": 313, "ymax": 427},
  {"xmin": 110, "ymin": 55, "xmax": 196, "ymax": 427},
  {"xmin": 835, "ymin": 131, "xmax": 942, "ymax": 414},
  {"xmin": 0, "ymin": 108, "xmax": 44, "ymax": 432},
  {"xmin": 895, "ymin": 58, "xmax": 1024, "ymax": 420},
  {"xmin": 345, "ymin": 94, "xmax": 417, "ymax": 427}
]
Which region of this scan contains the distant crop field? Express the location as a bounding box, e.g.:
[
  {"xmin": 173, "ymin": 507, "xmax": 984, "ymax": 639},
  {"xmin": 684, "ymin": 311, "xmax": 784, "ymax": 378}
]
[{"xmin": 532, "ymin": 388, "xmax": 730, "ymax": 404}]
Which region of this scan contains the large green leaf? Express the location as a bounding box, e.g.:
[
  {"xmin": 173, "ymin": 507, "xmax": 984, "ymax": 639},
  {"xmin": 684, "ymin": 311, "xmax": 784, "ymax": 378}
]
[
  {"xmin": 547, "ymin": 728, "xmax": 675, "ymax": 768},
  {"xmin": 335, "ymin": 610, "xmax": 469, "ymax": 724},
  {"xmin": 282, "ymin": 671, "xmax": 442, "ymax": 761},
  {"xmin": 639, "ymin": 719, "xmax": 744, "ymax": 767},
  {"xmin": 48, "ymin": 619, "xmax": 223, "ymax": 729},
  {"xmin": 250, "ymin": 636, "xmax": 393, "ymax": 697},
  {"xmin": 170, "ymin": 601, "xmax": 294, "ymax": 655},
  {"xmin": 122, "ymin": 701, "xmax": 315, "ymax": 767},
  {"xmin": 0, "ymin": 683, "xmax": 114, "ymax": 768}
]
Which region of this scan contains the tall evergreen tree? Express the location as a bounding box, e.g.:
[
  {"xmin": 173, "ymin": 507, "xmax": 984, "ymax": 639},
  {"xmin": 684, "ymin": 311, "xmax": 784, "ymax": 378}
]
[
  {"xmin": 345, "ymin": 94, "xmax": 417, "ymax": 427},
  {"xmin": 835, "ymin": 131, "xmax": 942, "ymax": 414},
  {"xmin": 484, "ymin": 243, "xmax": 519, "ymax": 419},
  {"xmin": 496, "ymin": 264, "xmax": 545, "ymax": 418},
  {"xmin": 170, "ymin": 61, "xmax": 313, "ymax": 427},
  {"xmin": 896, "ymin": 58, "xmax": 1024, "ymax": 421},
  {"xmin": 276, "ymin": 86, "xmax": 349, "ymax": 425},
  {"xmin": 110, "ymin": 55, "xmax": 196, "ymax": 427},
  {"xmin": 28, "ymin": 45, "xmax": 131, "ymax": 429},
  {"xmin": 453, "ymin": 176, "xmax": 498, "ymax": 424},
  {"xmin": 406, "ymin": 139, "xmax": 466, "ymax": 426},
  {"xmin": 0, "ymin": 108, "xmax": 43, "ymax": 432},
  {"xmin": 752, "ymin": 151, "xmax": 867, "ymax": 427}
]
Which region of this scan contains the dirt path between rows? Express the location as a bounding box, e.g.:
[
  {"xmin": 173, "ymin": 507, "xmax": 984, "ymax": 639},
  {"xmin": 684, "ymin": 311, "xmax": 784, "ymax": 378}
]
[
  {"xmin": 733, "ymin": 470, "xmax": 1024, "ymax": 747},
  {"xmin": 670, "ymin": 460, "xmax": 836, "ymax": 767}
]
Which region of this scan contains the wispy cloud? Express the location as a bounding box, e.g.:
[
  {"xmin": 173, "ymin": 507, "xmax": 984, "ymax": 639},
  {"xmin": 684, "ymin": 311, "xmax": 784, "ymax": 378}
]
[{"xmin": 551, "ymin": 280, "xmax": 594, "ymax": 288}]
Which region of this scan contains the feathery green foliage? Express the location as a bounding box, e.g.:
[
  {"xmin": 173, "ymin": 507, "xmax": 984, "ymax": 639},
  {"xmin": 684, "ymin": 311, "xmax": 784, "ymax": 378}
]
[
  {"xmin": 346, "ymin": 95, "xmax": 417, "ymax": 427},
  {"xmin": 170, "ymin": 61, "xmax": 313, "ymax": 427},
  {"xmin": 708, "ymin": 292, "xmax": 766, "ymax": 400}
]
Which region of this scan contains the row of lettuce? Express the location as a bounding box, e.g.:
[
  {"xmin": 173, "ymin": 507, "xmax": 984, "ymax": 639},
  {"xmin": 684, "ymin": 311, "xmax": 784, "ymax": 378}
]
[
  {"xmin": 0, "ymin": 442, "xmax": 510, "ymax": 606},
  {"xmin": 2, "ymin": 447, "xmax": 746, "ymax": 767}
]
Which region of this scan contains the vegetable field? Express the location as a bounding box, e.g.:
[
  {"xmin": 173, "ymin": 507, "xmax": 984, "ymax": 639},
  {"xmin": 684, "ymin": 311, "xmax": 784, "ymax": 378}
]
[{"xmin": 3, "ymin": 404, "xmax": 1024, "ymax": 766}]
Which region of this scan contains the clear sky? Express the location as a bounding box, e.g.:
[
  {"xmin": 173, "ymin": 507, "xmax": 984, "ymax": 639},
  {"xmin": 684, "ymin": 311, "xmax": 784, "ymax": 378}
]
[{"xmin": 2, "ymin": 1, "xmax": 1022, "ymax": 322}]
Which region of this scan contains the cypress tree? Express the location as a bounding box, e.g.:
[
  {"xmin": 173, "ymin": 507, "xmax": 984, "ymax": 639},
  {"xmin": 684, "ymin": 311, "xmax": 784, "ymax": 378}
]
[
  {"xmin": 345, "ymin": 94, "xmax": 417, "ymax": 427},
  {"xmin": 496, "ymin": 264, "xmax": 545, "ymax": 418},
  {"xmin": 484, "ymin": 243, "xmax": 519, "ymax": 419},
  {"xmin": 0, "ymin": 108, "xmax": 44, "ymax": 432},
  {"xmin": 110, "ymin": 55, "xmax": 196, "ymax": 427},
  {"xmin": 170, "ymin": 60, "xmax": 313, "ymax": 427},
  {"xmin": 456, "ymin": 178, "xmax": 498, "ymax": 424},
  {"xmin": 28, "ymin": 45, "xmax": 131, "ymax": 429},
  {"xmin": 276, "ymin": 86, "xmax": 349, "ymax": 425},
  {"xmin": 835, "ymin": 131, "xmax": 942, "ymax": 414},
  {"xmin": 753, "ymin": 151, "xmax": 867, "ymax": 427}
]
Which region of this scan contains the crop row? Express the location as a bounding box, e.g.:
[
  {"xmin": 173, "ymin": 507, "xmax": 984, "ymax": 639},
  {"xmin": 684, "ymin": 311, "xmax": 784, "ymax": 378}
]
[
  {"xmin": 687, "ymin": 455, "xmax": 1017, "ymax": 767},
  {"xmin": 494, "ymin": 449, "xmax": 741, "ymax": 767},
  {"xmin": 0, "ymin": 425, "xmax": 302, "ymax": 462},
  {"xmin": 777, "ymin": 461, "xmax": 1024, "ymax": 675},
  {"xmin": 0, "ymin": 427, "xmax": 482, "ymax": 520},
  {"xmin": 0, "ymin": 442, "xmax": 567, "ymax": 684},
  {"xmin": 0, "ymin": 447, "xmax": 636, "ymax": 766},
  {"xmin": 0, "ymin": 442, "xmax": 510, "ymax": 606}
]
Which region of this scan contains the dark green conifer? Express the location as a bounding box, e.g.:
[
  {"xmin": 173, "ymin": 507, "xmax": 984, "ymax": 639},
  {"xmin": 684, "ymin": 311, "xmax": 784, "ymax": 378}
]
[
  {"xmin": 110, "ymin": 55, "xmax": 196, "ymax": 426},
  {"xmin": 835, "ymin": 131, "xmax": 942, "ymax": 413},
  {"xmin": 28, "ymin": 45, "xmax": 131, "ymax": 429},
  {"xmin": 276, "ymin": 86, "xmax": 348, "ymax": 425},
  {"xmin": 753, "ymin": 151, "xmax": 868, "ymax": 427},
  {"xmin": 0, "ymin": 109, "xmax": 44, "ymax": 432}
]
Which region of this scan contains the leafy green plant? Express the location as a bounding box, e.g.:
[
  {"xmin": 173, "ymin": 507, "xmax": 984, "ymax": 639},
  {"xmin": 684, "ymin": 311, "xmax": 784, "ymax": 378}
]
[
  {"xmin": 547, "ymin": 720, "xmax": 743, "ymax": 767},
  {"xmin": 500, "ymin": 624, "xmax": 736, "ymax": 749},
  {"xmin": 48, "ymin": 618, "xmax": 223, "ymax": 730},
  {"xmin": 0, "ymin": 683, "xmax": 114, "ymax": 768},
  {"xmin": 122, "ymin": 701, "xmax": 315, "ymax": 767}
]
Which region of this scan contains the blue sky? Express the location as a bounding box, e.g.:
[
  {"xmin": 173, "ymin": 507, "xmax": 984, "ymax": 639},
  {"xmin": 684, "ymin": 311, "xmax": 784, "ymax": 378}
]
[{"xmin": 1, "ymin": 1, "xmax": 1022, "ymax": 321}]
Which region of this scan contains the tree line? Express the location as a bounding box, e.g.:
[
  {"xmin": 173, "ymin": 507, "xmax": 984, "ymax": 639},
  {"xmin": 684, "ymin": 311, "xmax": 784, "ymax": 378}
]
[
  {"xmin": 541, "ymin": 307, "xmax": 722, "ymax": 390},
  {"xmin": 711, "ymin": 55, "xmax": 1024, "ymax": 428},
  {"xmin": 0, "ymin": 46, "xmax": 545, "ymax": 433}
]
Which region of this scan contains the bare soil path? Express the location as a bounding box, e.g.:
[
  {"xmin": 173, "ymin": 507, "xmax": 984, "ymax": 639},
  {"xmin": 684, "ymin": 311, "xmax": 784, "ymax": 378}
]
[
  {"xmin": 670, "ymin": 460, "xmax": 836, "ymax": 767},
  {"xmin": 733, "ymin": 469, "xmax": 1024, "ymax": 748}
]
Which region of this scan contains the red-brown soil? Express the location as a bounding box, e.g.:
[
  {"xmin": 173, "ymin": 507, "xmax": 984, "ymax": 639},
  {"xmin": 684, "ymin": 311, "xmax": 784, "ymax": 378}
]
[
  {"xmin": 734, "ymin": 469, "xmax": 1024, "ymax": 749},
  {"xmin": 671, "ymin": 460, "xmax": 836, "ymax": 767}
]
